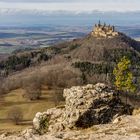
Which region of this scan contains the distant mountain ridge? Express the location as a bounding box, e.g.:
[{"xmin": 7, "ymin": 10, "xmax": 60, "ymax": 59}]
[
  {"xmin": 0, "ymin": 8, "xmax": 140, "ymax": 15},
  {"xmin": 0, "ymin": 9, "xmax": 140, "ymax": 27}
]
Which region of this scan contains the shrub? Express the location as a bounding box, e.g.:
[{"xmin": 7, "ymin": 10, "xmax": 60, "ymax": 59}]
[
  {"xmin": 7, "ymin": 107, "xmax": 23, "ymax": 125},
  {"xmin": 39, "ymin": 115, "xmax": 50, "ymax": 134},
  {"xmin": 24, "ymin": 85, "xmax": 41, "ymax": 100}
]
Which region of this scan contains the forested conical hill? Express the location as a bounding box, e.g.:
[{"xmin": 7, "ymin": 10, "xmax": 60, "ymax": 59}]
[{"xmin": 56, "ymin": 32, "xmax": 140, "ymax": 62}]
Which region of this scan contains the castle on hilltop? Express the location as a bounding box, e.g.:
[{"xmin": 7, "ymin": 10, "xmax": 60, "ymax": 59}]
[{"xmin": 91, "ymin": 21, "xmax": 119, "ymax": 38}]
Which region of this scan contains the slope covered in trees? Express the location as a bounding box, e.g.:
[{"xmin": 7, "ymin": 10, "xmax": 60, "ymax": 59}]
[{"xmin": 0, "ymin": 29, "xmax": 140, "ymax": 93}]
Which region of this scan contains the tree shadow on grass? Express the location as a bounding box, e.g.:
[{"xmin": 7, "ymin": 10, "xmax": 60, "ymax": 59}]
[
  {"xmin": 19, "ymin": 120, "xmax": 32, "ymax": 126},
  {"xmin": 0, "ymin": 119, "xmax": 32, "ymax": 124}
]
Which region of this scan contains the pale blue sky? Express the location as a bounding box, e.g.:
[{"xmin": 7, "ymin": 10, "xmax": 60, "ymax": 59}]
[
  {"xmin": 0, "ymin": 0, "xmax": 139, "ymax": 12},
  {"xmin": 0, "ymin": 0, "xmax": 138, "ymax": 2}
]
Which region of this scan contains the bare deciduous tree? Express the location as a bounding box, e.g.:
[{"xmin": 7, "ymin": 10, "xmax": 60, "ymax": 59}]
[
  {"xmin": 8, "ymin": 107, "xmax": 23, "ymax": 125},
  {"xmin": 24, "ymin": 85, "xmax": 41, "ymax": 100},
  {"xmin": 22, "ymin": 75, "xmax": 42, "ymax": 100}
]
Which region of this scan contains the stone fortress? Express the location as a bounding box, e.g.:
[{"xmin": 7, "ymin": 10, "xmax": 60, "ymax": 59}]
[{"xmin": 91, "ymin": 21, "xmax": 119, "ymax": 38}]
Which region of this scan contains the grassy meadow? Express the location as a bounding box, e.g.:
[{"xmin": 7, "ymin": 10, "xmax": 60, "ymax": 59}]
[{"xmin": 0, "ymin": 86, "xmax": 64, "ymax": 134}]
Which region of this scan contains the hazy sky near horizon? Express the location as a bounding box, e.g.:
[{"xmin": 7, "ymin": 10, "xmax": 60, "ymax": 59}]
[{"xmin": 0, "ymin": 0, "xmax": 139, "ymax": 12}]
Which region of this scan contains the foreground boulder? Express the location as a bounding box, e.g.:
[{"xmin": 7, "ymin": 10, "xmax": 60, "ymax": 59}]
[
  {"xmin": 33, "ymin": 83, "xmax": 133, "ymax": 132},
  {"xmin": 1, "ymin": 113, "xmax": 140, "ymax": 140}
]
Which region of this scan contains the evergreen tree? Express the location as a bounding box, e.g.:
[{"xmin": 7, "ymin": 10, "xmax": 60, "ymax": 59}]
[{"xmin": 113, "ymin": 56, "xmax": 136, "ymax": 104}]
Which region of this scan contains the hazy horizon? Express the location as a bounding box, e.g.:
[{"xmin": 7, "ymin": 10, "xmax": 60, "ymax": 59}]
[{"xmin": 0, "ymin": 0, "xmax": 139, "ymax": 27}]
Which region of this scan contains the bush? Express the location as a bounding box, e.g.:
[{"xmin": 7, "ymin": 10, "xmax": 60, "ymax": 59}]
[
  {"xmin": 22, "ymin": 75, "xmax": 42, "ymax": 100},
  {"xmin": 7, "ymin": 107, "xmax": 23, "ymax": 125},
  {"xmin": 39, "ymin": 115, "xmax": 50, "ymax": 134},
  {"xmin": 24, "ymin": 85, "xmax": 41, "ymax": 100},
  {"xmin": 23, "ymin": 82, "xmax": 41, "ymax": 100}
]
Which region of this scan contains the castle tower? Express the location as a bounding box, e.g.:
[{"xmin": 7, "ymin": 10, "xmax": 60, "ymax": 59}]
[
  {"xmin": 104, "ymin": 22, "xmax": 106, "ymax": 27},
  {"xmin": 91, "ymin": 22, "xmax": 118, "ymax": 38},
  {"xmin": 98, "ymin": 20, "xmax": 101, "ymax": 27},
  {"xmin": 112, "ymin": 26, "xmax": 115, "ymax": 32}
]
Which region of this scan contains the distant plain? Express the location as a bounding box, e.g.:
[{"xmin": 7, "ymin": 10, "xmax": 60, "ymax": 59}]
[{"xmin": 0, "ymin": 25, "xmax": 140, "ymax": 54}]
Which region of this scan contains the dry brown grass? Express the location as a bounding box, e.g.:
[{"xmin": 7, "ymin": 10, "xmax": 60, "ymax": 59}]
[{"xmin": 0, "ymin": 85, "xmax": 64, "ymax": 133}]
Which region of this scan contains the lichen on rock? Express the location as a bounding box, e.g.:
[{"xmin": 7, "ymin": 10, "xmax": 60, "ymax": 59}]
[{"xmin": 33, "ymin": 112, "xmax": 50, "ymax": 134}]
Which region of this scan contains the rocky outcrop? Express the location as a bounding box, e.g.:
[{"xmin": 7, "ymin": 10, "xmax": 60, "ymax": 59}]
[
  {"xmin": 1, "ymin": 113, "xmax": 140, "ymax": 140},
  {"xmin": 33, "ymin": 83, "xmax": 133, "ymax": 132},
  {"xmin": 0, "ymin": 83, "xmax": 139, "ymax": 140}
]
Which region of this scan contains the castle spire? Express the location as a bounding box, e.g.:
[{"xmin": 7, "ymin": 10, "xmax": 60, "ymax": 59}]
[
  {"xmin": 112, "ymin": 26, "xmax": 115, "ymax": 32},
  {"xmin": 98, "ymin": 20, "xmax": 101, "ymax": 27}
]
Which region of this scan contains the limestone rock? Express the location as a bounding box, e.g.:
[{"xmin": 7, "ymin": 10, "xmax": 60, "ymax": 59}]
[
  {"xmin": 33, "ymin": 83, "xmax": 133, "ymax": 132},
  {"xmin": 33, "ymin": 108, "xmax": 64, "ymax": 133}
]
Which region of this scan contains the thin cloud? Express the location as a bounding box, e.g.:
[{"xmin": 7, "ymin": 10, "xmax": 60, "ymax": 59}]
[{"xmin": 0, "ymin": 0, "xmax": 139, "ymax": 12}]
